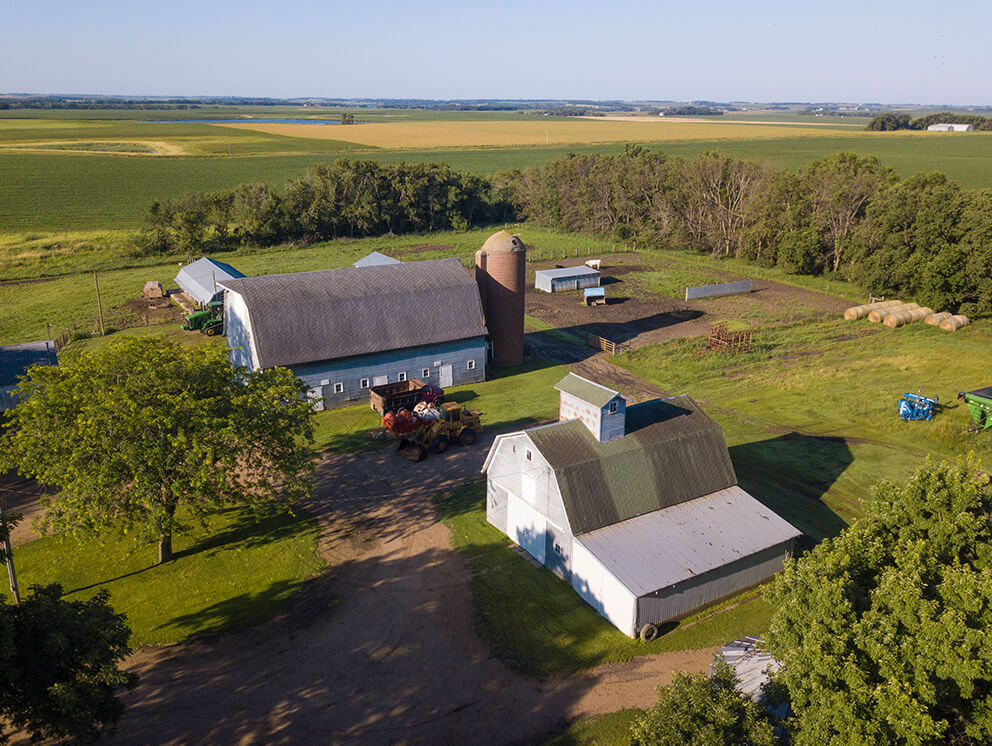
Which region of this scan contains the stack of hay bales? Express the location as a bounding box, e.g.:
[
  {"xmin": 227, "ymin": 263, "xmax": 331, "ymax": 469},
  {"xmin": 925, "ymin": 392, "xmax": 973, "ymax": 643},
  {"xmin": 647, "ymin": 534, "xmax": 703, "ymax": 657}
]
[
  {"xmin": 869, "ymin": 302, "xmax": 919, "ymax": 323},
  {"xmin": 844, "ymin": 300, "xmax": 902, "ymax": 320},
  {"xmin": 925, "ymin": 311, "xmax": 952, "ymax": 326},
  {"xmin": 938, "ymin": 314, "xmax": 971, "ymax": 331},
  {"xmin": 885, "ymin": 306, "xmax": 933, "ymax": 327}
]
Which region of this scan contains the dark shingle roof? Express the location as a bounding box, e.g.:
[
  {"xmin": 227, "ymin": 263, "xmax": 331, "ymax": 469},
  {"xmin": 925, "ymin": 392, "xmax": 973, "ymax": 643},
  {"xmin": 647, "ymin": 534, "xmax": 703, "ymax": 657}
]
[
  {"xmin": 220, "ymin": 258, "xmax": 488, "ymax": 368},
  {"xmin": 527, "ymin": 395, "xmax": 737, "ymax": 534},
  {"xmin": 554, "ymin": 372, "xmax": 622, "ymax": 408},
  {"xmin": 0, "ymin": 341, "xmax": 58, "ymax": 387}
]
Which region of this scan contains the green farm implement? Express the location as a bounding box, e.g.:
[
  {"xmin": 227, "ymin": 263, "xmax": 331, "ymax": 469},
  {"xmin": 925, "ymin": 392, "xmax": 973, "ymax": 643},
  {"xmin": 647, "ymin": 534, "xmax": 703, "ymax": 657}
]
[
  {"xmin": 182, "ymin": 300, "xmax": 224, "ymax": 336},
  {"xmin": 958, "ymin": 387, "xmax": 992, "ymax": 432}
]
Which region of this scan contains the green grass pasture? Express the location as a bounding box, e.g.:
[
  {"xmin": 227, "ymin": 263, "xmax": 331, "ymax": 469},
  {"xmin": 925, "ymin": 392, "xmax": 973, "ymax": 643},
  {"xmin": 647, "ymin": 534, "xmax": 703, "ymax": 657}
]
[{"xmin": 1, "ymin": 506, "xmax": 323, "ymax": 645}]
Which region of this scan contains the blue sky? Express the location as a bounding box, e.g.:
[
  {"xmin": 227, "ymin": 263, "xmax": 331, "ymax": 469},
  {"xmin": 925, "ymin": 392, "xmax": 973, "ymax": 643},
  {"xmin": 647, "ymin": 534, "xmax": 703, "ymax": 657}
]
[{"xmin": 2, "ymin": 0, "xmax": 988, "ymax": 104}]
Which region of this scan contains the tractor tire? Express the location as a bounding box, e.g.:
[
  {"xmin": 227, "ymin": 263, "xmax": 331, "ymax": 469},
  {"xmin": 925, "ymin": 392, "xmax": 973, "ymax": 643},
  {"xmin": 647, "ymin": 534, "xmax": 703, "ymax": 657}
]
[
  {"xmin": 639, "ymin": 623, "xmax": 659, "ymax": 642},
  {"xmin": 433, "ymin": 436, "xmax": 449, "ymax": 454},
  {"xmin": 205, "ymin": 326, "xmax": 219, "ymax": 337},
  {"xmin": 459, "ymin": 429, "xmax": 477, "ymax": 447}
]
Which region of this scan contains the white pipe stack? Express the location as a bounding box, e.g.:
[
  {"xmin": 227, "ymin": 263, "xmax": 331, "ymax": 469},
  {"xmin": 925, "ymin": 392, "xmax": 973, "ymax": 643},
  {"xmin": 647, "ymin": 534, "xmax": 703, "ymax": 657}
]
[
  {"xmin": 844, "ymin": 300, "xmax": 903, "ymax": 320},
  {"xmin": 939, "ymin": 315, "xmax": 971, "ymax": 331},
  {"xmin": 869, "ymin": 302, "xmax": 919, "ymax": 323},
  {"xmin": 925, "ymin": 311, "xmax": 952, "ymax": 326},
  {"xmin": 885, "ymin": 307, "xmax": 933, "ymax": 327}
]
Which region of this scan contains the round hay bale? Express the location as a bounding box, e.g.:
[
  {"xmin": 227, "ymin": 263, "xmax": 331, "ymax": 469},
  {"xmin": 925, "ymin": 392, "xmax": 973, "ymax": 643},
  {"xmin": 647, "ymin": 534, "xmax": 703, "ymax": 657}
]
[
  {"xmin": 869, "ymin": 302, "xmax": 918, "ymax": 323},
  {"xmin": 885, "ymin": 307, "xmax": 933, "ymax": 327},
  {"xmin": 939, "ymin": 315, "xmax": 971, "ymax": 331},
  {"xmin": 925, "ymin": 311, "xmax": 952, "ymax": 326},
  {"xmin": 844, "ymin": 300, "xmax": 902, "ymax": 320}
]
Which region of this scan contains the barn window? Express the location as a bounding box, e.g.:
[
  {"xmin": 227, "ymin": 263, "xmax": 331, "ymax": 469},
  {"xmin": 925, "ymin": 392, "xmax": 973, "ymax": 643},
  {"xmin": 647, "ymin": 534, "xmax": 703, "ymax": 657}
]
[
  {"xmin": 360, "ymin": 378, "xmax": 370, "ymax": 389},
  {"xmin": 526, "ymin": 450, "xmax": 532, "ymax": 461},
  {"xmin": 608, "ymin": 401, "xmax": 618, "ymax": 414},
  {"xmin": 554, "ymin": 543, "xmax": 562, "ymax": 555},
  {"xmin": 433, "ymin": 360, "xmax": 442, "ymax": 367},
  {"xmin": 333, "ymin": 382, "xmax": 344, "ymax": 394},
  {"xmin": 467, "ymin": 359, "xmax": 476, "ymax": 371},
  {"xmin": 398, "ymin": 371, "xmax": 407, "ymax": 382},
  {"xmin": 422, "ymin": 368, "xmax": 430, "ymax": 378}
]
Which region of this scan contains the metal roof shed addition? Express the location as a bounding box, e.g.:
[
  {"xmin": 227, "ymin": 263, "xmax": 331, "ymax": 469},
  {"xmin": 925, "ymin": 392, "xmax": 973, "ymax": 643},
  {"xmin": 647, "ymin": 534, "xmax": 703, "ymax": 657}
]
[
  {"xmin": 175, "ymin": 258, "xmax": 246, "ymax": 306},
  {"xmin": 535, "ymin": 266, "xmax": 600, "ymax": 293}
]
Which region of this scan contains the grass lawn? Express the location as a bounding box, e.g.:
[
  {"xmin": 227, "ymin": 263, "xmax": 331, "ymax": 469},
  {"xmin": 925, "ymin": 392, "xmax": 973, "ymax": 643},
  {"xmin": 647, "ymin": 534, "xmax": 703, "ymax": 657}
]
[
  {"xmin": 542, "ymin": 709, "xmax": 645, "ymax": 746},
  {"xmin": 1, "ymin": 506, "xmax": 324, "ymax": 645},
  {"xmin": 438, "ymin": 483, "xmax": 775, "ymax": 678}
]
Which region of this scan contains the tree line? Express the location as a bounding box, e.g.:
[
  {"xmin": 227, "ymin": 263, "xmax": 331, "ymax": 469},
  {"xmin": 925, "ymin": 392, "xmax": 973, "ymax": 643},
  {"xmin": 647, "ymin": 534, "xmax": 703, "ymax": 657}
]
[
  {"xmin": 136, "ymin": 159, "xmax": 511, "ymax": 256},
  {"xmin": 867, "ymin": 111, "xmax": 992, "ymax": 131},
  {"xmin": 507, "ymin": 146, "xmax": 992, "ymax": 314}
]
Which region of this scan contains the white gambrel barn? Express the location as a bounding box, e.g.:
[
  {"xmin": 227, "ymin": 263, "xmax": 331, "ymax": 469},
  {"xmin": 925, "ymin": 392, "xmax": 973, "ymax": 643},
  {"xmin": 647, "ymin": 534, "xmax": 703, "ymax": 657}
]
[{"xmin": 482, "ymin": 373, "xmax": 801, "ymax": 639}]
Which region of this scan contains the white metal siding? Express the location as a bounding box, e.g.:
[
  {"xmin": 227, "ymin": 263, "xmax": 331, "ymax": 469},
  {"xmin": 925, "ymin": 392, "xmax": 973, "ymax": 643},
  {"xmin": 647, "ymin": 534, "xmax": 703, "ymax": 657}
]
[
  {"xmin": 559, "ymin": 391, "xmax": 602, "ymax": 440},
  {"xmin": 600, "ymin": 396, "xmax": 626, "ymax": 441},
  {"xmin": 570, "ymin": 539, "xmax": 637, "ymax": 636},
  {"xmin": 507, "ymin": 495, "xmax": 547, "ymax": 565},
  {"xmin": 223, "ymin": 290, "xmax": 260, "ymax": 370}
]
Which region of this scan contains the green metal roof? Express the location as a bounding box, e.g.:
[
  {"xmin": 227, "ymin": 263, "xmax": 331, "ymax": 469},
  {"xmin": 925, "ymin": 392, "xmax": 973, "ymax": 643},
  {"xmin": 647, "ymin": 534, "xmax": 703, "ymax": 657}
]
[
  {"xmin": 527, "ymin": 395, "xmax": 738, "ymax": 534},
  {"xmin": 554, "ymin": 372, "xmax": 621, "ymax": 408}
]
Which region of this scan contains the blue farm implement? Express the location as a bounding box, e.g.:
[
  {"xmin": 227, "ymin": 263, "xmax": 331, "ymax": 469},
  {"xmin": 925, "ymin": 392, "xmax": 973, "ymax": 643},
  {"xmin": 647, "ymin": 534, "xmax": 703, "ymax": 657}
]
[
  {"xmin": 957, "ymin": 387, "xmax": 992, "ymax": 432},
  {"xmin": 898, "ymin": 392, "xmax": 939, "ymax": 421}
]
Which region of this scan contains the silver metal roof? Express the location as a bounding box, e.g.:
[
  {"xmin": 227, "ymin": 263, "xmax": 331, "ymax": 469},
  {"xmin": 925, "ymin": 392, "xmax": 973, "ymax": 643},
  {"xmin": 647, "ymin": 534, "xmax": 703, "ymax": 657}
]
[
  {"xmin": 353, "ymin": 251, "xmax": 401, "ymax": 267},
  {"xmin": 714, "ymin": 637, "xmax": 782, "ymax": 702},
  {"xmin": 574, "ymin": 485, "xmax": 802, "ymax": 596},
  {"xmin": 175, "ymin": 258, "xmax": 245, "ymax": 305},
  {"xmin": 535, "ymin": 266, "xmax": 601, "ymax": 280}
]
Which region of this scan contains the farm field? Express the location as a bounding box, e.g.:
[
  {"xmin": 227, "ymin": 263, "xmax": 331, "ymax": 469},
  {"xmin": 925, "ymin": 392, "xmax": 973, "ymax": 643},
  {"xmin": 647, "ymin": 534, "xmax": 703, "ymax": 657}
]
[{"xmin": 2, "ymin": 108, "xmax": 992, "ymax": 236}]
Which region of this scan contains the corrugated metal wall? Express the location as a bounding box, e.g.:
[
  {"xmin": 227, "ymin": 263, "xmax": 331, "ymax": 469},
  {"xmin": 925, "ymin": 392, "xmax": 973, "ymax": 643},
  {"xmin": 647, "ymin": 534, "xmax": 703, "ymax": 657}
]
[{"xmin": 635, "ymin": 540, "xmax": 794, "ymax": 630}]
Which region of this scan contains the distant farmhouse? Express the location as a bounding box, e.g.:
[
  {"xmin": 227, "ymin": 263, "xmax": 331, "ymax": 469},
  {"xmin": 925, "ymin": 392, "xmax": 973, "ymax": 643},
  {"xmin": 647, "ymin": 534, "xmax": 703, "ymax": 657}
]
[
  {"xmin": 0, "ymin": 341, "xmax": 58, "ymax": 411},
  {"xmin": 482, "ymin": 373, "xmax": 801, "ymax": 639},
  {"xmin": 175, "ymin": 257, "xmax": 246, "ymax": 307},
  {"xmin": 927, "ymin": 123, "xmax": 973, "ymax": 132},
  {"xmin": 219, "ymin": 258, "xmax": 489, "ymax": 410}
]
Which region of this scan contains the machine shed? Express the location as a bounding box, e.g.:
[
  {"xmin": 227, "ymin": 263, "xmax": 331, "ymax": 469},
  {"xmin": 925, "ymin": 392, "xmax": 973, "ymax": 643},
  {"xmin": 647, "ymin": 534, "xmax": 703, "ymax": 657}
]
[
  {"xmin": 354, "ymin": 251, "xmax": 402, "ymax": 267},
  {"xmin": 535, "ymin": 266, "xmax": 601, "ymax": 293}
]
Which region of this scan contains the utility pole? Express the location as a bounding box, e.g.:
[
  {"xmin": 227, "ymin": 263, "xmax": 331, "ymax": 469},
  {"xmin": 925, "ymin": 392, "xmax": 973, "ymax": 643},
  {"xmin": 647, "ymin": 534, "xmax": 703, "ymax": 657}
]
[
  {"xmin": 93, "ymin": 271, "xmax": 105, "ymax": 336},
  {"xmin": 0, "ymin": 494, "xmax": 21, "ymax": 604}
]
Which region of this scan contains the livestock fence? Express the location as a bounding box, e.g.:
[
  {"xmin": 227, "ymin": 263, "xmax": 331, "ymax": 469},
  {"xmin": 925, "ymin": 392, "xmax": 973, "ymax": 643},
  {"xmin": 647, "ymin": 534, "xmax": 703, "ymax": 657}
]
[{"xmin": 586, "ymin": 333, "xmax": 631, "ymax": 356}]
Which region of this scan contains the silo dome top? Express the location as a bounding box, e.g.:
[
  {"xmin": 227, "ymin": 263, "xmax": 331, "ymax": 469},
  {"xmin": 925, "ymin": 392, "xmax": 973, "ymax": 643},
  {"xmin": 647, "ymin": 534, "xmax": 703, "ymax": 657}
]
[{"xmin": 480, "ymin": 230, "xmax": 527, "ymax": 254}]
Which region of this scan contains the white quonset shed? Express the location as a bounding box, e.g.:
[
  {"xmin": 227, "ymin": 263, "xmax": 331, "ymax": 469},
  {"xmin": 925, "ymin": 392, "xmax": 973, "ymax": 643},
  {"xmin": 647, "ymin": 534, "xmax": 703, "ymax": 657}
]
[
  {"xmin": 927, "ymin": 123, "xmax": 973, "ymax": 132},
  {"xmin": 219, "ymin": 258, "xmax": 488, "ymax": 410},
  {"xmin": 482, "ymin": 374, "xmax": 802, "ymax": 639},
  {"xmin": 175, "ymin": 258, "xmax": 245, "ymax": 306},
  {"xmin": 535, "ymin": 266, "xmax": 601, "ymax": 293}
]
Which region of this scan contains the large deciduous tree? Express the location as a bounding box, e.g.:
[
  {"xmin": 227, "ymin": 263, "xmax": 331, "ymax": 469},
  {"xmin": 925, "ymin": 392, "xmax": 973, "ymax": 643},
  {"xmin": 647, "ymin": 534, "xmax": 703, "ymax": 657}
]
[
  {"xmin": 0, "ymin": 584, "xmax": 137, "ymax": 745},
  {"xmin": 1, "ymin": 338, "xmax": 314, "ymax": 564},
  {"xmin": 629, "ymin": 662, "xmax": 778, "ymax": 746},
  {"xmin": 766, "ymin": 456, "xmax": 992, "ymax": 746}
]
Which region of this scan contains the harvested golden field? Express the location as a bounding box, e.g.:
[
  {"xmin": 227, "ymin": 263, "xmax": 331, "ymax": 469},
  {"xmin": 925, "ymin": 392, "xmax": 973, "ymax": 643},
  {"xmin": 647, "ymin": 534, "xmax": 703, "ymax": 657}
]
[{"xmin": 216, "ymin": 118, "xmax": 864, "ymax": 149}]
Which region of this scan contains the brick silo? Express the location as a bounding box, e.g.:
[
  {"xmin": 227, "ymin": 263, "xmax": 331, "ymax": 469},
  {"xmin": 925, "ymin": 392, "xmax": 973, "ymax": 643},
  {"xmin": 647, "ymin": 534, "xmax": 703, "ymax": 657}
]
[{"xmin": 475, "ymin": 230, "xmax": 526, "ymax": 367}]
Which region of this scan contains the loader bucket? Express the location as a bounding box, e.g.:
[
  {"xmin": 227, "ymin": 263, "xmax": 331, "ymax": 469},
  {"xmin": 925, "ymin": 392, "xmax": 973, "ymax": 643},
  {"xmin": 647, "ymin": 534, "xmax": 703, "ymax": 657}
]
[{"xmin": 397, "ymin": 438, "xmax": 428, "ymax": 462}]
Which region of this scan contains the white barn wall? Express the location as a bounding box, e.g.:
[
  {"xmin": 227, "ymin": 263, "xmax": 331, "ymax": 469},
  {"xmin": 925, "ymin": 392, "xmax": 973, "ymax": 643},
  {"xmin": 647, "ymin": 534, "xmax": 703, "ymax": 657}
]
[
  {"xmin": 223, "ymin": 290, "xmax": 259, "ymax": 370},
  {"xmin": 570, "ymin": 540, "xmax": 637, "ymax": 636}
]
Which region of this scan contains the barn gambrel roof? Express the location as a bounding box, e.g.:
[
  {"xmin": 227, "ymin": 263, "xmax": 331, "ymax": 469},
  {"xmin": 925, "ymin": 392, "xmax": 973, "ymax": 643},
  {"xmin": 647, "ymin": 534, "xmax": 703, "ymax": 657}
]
[{"xmin": 219, "ymin": 258, "xmax": 488, "ymax": 368}]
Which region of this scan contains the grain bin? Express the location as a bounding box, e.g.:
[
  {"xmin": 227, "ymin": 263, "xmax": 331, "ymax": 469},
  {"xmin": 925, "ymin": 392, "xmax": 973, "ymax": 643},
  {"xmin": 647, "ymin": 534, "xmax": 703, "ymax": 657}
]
[
  {"xmin": 939, "ymin": 315, "xmax": 971, "ymax": 331},
  {"xmin": 475, "ymin": 230, "xmax": 527, "ymax": 367},
  {"xmin": 884, "ymin": 307, "xmax": 933, "ymax": 328},
  {"xmin": 869, "ymin": 302, "xmax": 919, "ymax": 323}
]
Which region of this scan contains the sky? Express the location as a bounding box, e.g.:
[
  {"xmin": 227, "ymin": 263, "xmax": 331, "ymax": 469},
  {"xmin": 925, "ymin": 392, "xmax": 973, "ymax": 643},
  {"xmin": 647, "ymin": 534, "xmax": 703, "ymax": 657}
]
[{"xmin": 2, "ymin": 0, "xmax": 989, "ymax": 104}]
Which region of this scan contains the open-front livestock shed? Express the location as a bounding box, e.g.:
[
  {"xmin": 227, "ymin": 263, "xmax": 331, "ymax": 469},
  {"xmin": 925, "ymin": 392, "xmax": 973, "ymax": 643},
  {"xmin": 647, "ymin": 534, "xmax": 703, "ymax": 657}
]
[
  {"xmin": 175, "ymin": 257, "xmax": 246, "ymax": 307},
  {"xmin": 534, "ymin": 266, "xmax": 601, "ymax": 293},
  {"xmin": 219, "ymin": 258, "xmax": 488, "ymax": 410},
  {"xmin": 482, "ymin": 373, "xmax": 801, "ymax": 639}
]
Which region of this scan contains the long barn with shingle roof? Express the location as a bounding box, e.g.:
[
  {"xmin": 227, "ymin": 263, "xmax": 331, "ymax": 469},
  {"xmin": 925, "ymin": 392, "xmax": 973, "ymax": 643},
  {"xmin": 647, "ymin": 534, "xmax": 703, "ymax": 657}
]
[
  {"xmin": 482, "ymin": 373, "xmax": 801, "ymax": 639},
  {"xmin": 219, "ymin": 257, "xmax": 488, "ymax": 409}
]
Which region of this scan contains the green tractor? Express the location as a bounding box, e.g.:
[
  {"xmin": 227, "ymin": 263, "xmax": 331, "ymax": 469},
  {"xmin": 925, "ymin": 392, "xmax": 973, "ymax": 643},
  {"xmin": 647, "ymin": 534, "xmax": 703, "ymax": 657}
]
[
  {"xmin": 182, "ymin": 300, "xmax": 224, "ymax": 336},
  {"xmin": 958, "ymin": 387, "xmax": 992, "ymax": 432}
]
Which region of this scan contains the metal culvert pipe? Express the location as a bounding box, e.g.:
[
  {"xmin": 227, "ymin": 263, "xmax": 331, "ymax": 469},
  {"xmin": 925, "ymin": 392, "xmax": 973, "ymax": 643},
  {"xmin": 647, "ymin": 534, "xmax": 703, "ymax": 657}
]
[
  {"xmin": 925, "ymin": 311, "xmax": 952, "ymax": 326},
  {"xmin": 885, "ymin": 307, "xmax": 933, "ymax": 327},
  {"xmin": 939, "ymin": 315, "xmax": 971, "ymax": 331},
  {"xmin": 869, "ymin": 302, "xmax": 919, "ymax": 323}
]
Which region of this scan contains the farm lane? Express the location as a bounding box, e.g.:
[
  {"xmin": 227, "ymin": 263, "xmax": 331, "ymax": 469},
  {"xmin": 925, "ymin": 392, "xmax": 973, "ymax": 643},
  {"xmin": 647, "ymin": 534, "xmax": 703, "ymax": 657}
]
[{"xmin": 108, "ymin": 437, "xmax": 715, "ymax": 745}]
